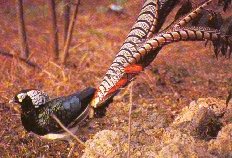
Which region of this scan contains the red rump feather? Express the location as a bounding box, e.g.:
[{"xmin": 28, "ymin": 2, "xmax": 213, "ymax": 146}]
[
  {"xmin": 124, "ymin": 64, "xmax": 143, "ymax": 74},
  {"xmin": 106, "ymin": 78, "xmax": 128, "ymax": 96}
]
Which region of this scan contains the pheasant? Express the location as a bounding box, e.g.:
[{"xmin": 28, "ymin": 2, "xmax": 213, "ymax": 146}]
[
  {"xmin": 9, "ymin": 87, "xmax": 96, "ymax": 156},
  {"xmin": 9, "ymin": 87, "xmax": 96, "ymax": 138}
]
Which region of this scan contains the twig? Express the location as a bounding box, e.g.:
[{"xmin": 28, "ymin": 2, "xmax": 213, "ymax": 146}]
[
  {"xmin": 61, "ymin": 0, "xmax": 81, "ymax": 64},
  {"xmin": 41, "ymin": 69, "xmax": 58, "ymax": 80},
  {"xmin": 51, "ymin": 114, "xmax": 86, "ymax": 147},
  {"xmin": 127, "ymin": 82, "xmax": 133, "ymax": 158},
  {"xmin": 0, "ymin": 50, "xmax": 39, "ymax": 69},
  {"xmin": 0, "ymin": 50, "xmax": 63, "ymax": 78}
]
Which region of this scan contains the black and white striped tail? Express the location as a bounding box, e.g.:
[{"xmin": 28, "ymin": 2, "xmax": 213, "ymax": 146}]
[{"xmin": 91, "ymin": 0, "xmax": 161, "ymax": 107}]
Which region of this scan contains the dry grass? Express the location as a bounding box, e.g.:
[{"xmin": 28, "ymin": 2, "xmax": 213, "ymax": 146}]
[{"xmin": 0, "ymin": 0, "xmax": 231, "ymax": 157}]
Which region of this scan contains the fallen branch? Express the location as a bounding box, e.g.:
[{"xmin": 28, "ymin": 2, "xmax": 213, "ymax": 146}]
[
  {"xmin": 0, "ymin": 50, "xmax": 70, "ymax": 81},
  {"xmin": 51, "ymin": 114, "xmax": 86, "ymax": 147},
  {"xmin": 0, "ymin": 50, "xmax": 39, "ymax": 69}
]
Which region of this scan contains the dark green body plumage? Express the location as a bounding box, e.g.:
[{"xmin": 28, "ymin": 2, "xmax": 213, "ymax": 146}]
[{"xmin": 17, "ymin": 87, "xmax": 96, "ymax": 136}]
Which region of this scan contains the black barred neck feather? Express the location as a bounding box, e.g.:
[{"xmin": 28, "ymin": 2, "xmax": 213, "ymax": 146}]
[{"xmin": 14, "ymin": 89, "xmax": 49, "ymax": 109}]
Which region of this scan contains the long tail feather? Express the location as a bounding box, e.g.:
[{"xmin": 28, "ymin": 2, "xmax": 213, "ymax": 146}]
[
  {"xmin": 136, "ymin": 26, "xmax": 232, "ymax": 58},
  {"xmin": 146, "ymin": 0, "xmax": 159, "ymax": 38},
  {"xmin": 173, "ymin": 0, "xmax": 213, "ymax": 29},
  {"xmin": 91, "ymin": 0, "xmax": 179, "ymax": 108},
  {"xmin": 161, "ymin": 0, "xmax": 213, "ymax": 33}
]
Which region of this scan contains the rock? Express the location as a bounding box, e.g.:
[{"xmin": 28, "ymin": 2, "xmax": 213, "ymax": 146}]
[
  {"xmin": 82, "ymin": 98, "xmax": 232, "ymax": 157},
  {"xmin": 173, "ymin": 98, "xmax": 227, "ymax": 127},
  {"xmin": 189, "ymin": 107, "xmax": 222, "ymax": 141},
  {"xmin": 208, "ymin": 124, "xmax": 232, "ymax": 157},
  {"xmin": 158, "ymin": 129, "xmax": 213, "ymax": 158},
  {"xmin": 197, "ymin": 98, "xmax": 227, "ymax": 116},
  {"xmin": 220, "ymin": 107, "xmax": 232, "ymax": 125},
  {"xmin": 172, "ymin": 100, "xmax": 200, "ymax": 126},
  {"xmin": 82, "ymin": 130, "xmax": 127, "ymax": 158},
  {"xmin": 173, "ymin": 99, "xmax": 224, "ymax": 141}
]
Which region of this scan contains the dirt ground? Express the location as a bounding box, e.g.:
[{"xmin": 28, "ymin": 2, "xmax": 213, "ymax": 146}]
[{"xmin": 0, "ymin": 0, "xmax": 231, "ymax": 157}]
